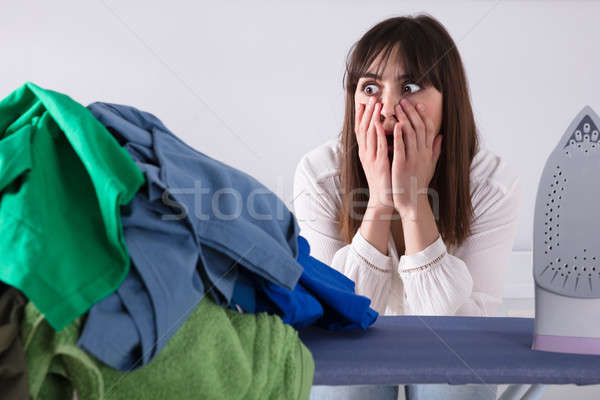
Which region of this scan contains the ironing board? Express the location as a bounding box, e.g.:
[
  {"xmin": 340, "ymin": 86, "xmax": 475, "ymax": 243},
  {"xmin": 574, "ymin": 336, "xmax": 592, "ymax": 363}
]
[{"xmin": 298, "ymin": 315, "xmax": 600, "ymax": 399}]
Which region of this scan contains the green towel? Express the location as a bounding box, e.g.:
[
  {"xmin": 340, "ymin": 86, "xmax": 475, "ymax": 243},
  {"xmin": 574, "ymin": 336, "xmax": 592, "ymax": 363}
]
[{"xmin": 21, "ymin": 297, "xmax": 314, "ymax": 400}]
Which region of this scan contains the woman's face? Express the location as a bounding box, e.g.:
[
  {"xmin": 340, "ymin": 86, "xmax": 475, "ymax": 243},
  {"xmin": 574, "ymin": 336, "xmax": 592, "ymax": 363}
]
[{"xmin": 354, "ymin": 46, "xmax": 443, "ymax": 140}]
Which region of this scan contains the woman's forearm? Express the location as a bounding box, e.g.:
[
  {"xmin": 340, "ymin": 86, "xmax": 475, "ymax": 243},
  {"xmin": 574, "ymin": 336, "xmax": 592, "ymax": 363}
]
[
  {"xmin": 401, "ymin": 195, "xmax": 440, "ymax": 255},
  {"xmin": 359, "ymin": 200, "xmax": 394, "ymax": 255}
]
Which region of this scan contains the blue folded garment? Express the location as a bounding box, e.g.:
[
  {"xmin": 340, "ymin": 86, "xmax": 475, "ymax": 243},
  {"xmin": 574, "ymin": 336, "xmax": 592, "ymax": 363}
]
[
  {"xmin": 78, "ymin": 102, "xmax": 304, "ymax": 371},
  {"xmin": 296, "ymin": 235, "xmax": 378, "ymax": 330},
  {"xmin": 231, "ymin": 234, "xmax": 378, "ymax": 330}
]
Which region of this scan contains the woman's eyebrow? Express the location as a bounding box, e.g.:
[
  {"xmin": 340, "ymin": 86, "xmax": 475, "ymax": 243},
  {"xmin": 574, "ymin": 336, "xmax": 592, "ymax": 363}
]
[{"xmin": 360, "ymin": 72, "xmax": 411, "ymax": 81}]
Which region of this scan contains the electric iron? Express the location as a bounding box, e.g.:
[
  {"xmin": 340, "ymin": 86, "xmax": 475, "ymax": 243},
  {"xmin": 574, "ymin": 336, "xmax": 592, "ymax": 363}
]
[{"xmin": 532, "ymin": 105, "xmax": 600, "ymax": 355}]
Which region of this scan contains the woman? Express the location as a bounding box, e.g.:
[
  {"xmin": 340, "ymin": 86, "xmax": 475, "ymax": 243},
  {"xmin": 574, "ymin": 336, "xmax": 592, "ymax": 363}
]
[{"xmin": 293, "ymin": 13, "xmax": 523, "ymax": 400}]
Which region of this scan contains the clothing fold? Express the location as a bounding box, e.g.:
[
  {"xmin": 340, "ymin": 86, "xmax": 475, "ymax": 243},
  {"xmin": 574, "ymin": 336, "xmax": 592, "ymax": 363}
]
[
  {"xmin": 0, "ymin": 82, "xmax": 144, "ymax": 331},
  {"xmin": 78, "ymin": 101, "xmax": 305, "ymax": 370},
  {"xmin": 22, "ymin": 297, "xmax": 315, "ymax": 400},
  {"xmin": 232, "ymin": 234, "xmax": 378, "ymax": 330}
]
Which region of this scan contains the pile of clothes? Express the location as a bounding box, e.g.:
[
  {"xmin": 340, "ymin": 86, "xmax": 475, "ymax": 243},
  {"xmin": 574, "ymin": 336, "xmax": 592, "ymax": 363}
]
[{"xmin": 0, "ymin": 82, "xmax": 378, "ymax": 400}]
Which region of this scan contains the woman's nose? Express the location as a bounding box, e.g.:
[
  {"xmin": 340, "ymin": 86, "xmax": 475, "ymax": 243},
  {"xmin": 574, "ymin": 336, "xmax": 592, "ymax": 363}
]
[
  {"xmin": 380, "ymin": 89, "xmax": 402, "ymax": 117},
  {"xmin": 380, "ymin": 100, "xmax": 399, "ymax": 122}
]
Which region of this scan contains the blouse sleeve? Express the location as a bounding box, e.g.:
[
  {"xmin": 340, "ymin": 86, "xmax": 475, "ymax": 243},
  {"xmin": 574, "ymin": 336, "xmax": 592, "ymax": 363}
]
[
  {"xmin": 292, "ymin": 156, "xmax": 393, "ymax": 314},
  {"xmin": 397, "ymin": 176, "xmax": 523, "ymax": 317}
]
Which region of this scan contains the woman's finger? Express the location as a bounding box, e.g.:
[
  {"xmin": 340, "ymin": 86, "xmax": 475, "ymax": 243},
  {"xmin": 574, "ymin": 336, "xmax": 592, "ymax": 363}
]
[
  {"xmin": 416, "ymin": 103, "xmax": 435, "ymax": 148},
  {"xmin": 374, "ymin": 115, "xmax": 388, "ymax": 163},
  {"xmin": 433, "ymin": 133, "xmax": 443, "ymax": 164},
  {"xmin": 400, "ymin": 99, "xmax": 425, "ymax": 150},
  {"xmin": 355, "ymin": 102, "xmax": 365, "ymax": 134},
  {"xmin": 393, "ymin": 121, "xmax": 405, "ymax": 163},
  {"xmin": 366, "ymin": 102, "xmax": 381, "ymax": 157},
  {"xmin": 397, "ymin": 105, "xmax": 417, "ymax": 159},
  {"xmin": 359, "ymin": 97, "xmax": 376, "ymax": 144}
]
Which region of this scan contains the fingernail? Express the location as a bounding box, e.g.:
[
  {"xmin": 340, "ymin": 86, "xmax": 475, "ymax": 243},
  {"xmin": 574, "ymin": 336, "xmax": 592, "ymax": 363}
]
[
  {"xmin": 401, "ymin": 99, "xmax": 408, "ymax": 106},
  {"xmin": 417, "ymin": 103, "xmax": 425, "ymax": 111}
]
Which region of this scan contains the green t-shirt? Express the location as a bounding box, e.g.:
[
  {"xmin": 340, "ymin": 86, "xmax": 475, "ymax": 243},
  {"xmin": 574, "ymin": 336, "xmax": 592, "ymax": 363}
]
[{"xmin": 0, "ymin": 82, "xmax": 144, "ymax": 331}]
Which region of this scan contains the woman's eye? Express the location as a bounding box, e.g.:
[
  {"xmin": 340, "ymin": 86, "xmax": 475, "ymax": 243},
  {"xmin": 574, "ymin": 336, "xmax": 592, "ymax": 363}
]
[
  {"xmin": 362, "ymin": 83, "xmax": 379, "ymax": 96},
  {"xmin": 403, "ymin": 83, "xmax": 421, "ymax": 94}
]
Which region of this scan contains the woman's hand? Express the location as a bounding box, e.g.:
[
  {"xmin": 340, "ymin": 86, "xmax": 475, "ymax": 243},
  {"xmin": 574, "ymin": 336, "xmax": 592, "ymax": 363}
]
[
  {"xmin": 391, "ymin": 99, "xmax": 443, "ymax": 220},
  {"xmin": 355, "ymin": 97, "xmax": 395, "ymax": 216}
]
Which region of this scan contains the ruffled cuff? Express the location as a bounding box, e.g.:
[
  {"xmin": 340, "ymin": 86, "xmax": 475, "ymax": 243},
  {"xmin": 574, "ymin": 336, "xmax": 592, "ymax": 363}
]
[
  {"xmin": 350, "ymin": 229, "xmax": 393, "ymax": 273},
  {"xmin": 398, "ymin": 234, "xmax": 447, "ymax": 273},
  {"xmin": 398, "ymin": 254, "xmax": 474, "ymax": 316}
]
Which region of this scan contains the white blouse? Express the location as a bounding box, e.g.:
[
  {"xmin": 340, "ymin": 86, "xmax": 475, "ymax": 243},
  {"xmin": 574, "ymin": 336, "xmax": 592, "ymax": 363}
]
[{"xmin": 292, "ymin": 138, "xmax": 523, "ymax": 318}]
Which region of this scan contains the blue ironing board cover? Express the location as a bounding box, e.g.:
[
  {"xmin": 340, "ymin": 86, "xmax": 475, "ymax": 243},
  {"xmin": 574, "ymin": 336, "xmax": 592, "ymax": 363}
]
[{"xmin": 298, "ymin": 315, "xmax": 600, "ymax": 386}]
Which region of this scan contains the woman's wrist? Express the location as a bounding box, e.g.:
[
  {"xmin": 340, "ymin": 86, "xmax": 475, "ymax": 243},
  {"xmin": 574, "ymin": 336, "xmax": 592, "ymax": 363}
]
[
  {"xmin": 367, "ymin": 196, "xmax": 395, "ymax": 218},
  {"xmin": 396, "ymin": 190, "xmax": 433, "ymax": 222},
  {"xmin": 360, "ymin": 201, "xmax": 393, "ymax": 255},
  {"xmin": 399, "ymin": 196, "xmax": 441, "ymax": 256}
]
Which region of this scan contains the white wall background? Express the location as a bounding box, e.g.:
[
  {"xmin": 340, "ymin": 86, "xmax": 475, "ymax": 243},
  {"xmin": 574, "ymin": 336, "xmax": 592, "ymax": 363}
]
[
  {"xmin": 0, "ymin": 0, "xmax": 600, "ymax": 250},
  {"xmin": 3, "ymin": 1, "xmax": 600, "ymax": 398},
  {"xmin": 2, "ymin": 0, "xmax": 599, "ymax": 252}
]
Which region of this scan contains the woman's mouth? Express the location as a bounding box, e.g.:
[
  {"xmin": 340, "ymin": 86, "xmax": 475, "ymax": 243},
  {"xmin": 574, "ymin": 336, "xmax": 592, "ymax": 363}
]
[
  {"xmin": 386, "ymin": 133, "xmax": 394, "ymax": 161},
  {"xmin": 385, "ymin": 132, "xmax": 394, "ymax": 149}
]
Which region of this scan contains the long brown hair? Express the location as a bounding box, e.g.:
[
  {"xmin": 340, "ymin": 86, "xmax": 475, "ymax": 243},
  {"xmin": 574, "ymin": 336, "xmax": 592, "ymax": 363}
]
[{"xmin": 338, "ymin": 13, "xmax": 479, "ymax": 251}]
